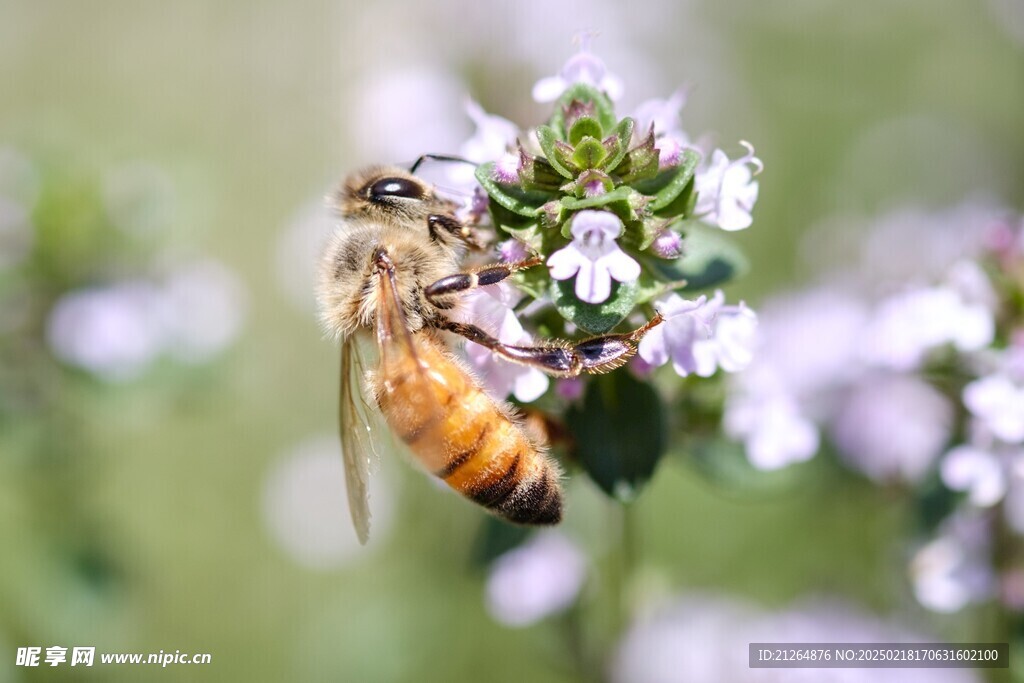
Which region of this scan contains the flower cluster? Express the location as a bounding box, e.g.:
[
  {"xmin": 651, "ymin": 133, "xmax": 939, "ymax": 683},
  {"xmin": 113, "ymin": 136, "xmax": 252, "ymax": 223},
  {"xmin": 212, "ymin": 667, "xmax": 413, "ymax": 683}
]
[
  {"xmin": 722, "ymin": 202, "xmax": 1024, "ymax": 614},
  {"xmin": 439, "ymin": 41, "xmax": 762, "ymax": 411}
]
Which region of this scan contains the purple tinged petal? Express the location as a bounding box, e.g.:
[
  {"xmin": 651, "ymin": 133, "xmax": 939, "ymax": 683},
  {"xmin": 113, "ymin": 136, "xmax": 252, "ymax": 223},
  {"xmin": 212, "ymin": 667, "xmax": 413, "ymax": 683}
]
[
  {"xmin": 547, "ymin": 246, "xmax": 584, "ymax": 281},
  {"xmin": 573, "ymin": 258, "xmax": 612, "ymax": 304},
  {"xmin": 602, "ymin": 250, "xmax": 641, "ymax": 283}
]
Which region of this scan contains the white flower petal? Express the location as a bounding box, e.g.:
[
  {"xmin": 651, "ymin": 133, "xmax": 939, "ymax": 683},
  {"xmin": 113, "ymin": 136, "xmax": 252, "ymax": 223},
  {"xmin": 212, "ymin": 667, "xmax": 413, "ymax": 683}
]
[
  {"xmin": 940, "ymin": 446, "xmax": 1007, "ymax": 507},
  {"xmin": 513, "ymin": 368, "xmax": 550, "ymax": 403},
  {"xmin": 531, "ymin": 76, "xmax": 566, "ymax": 103},
  {"xmin": 602, "ymin": 249, "xmax": 641, "ymax": 284},
  {"xmin": 637, "ymin": 324, "xmax": 668, "ymax": 367},
  {"xmin": 547, "ymin": 246, "xmax": 584, "ymax": 281},
  {"xmin": 574, "ymin": 258, "xmax": 612, "ymax": 304}
]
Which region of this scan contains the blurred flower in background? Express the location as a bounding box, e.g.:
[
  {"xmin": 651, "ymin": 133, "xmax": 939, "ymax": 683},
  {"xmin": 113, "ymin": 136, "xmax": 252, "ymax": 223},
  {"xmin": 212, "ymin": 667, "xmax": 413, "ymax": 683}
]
[
  {"xmin": 485, "ymin": 531, "xmax": 586, "ymax": 627},
  {"xmin": 612, "ymin": 595, "xmax": 982, "ymax": 683},
  {"xmin": 263, "ymin": 435, "xmax": 396, "ymax": 569}
]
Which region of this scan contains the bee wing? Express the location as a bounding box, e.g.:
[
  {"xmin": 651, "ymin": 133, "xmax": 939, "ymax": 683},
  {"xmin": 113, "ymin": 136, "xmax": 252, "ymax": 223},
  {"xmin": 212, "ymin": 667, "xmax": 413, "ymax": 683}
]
[
  {"xmin": 375, "ymin": 260, "xmax": 449, "ymax": 468},
  {"xmin": 339, "ymin": 335, "xmax": 378, "ymax": 545}
]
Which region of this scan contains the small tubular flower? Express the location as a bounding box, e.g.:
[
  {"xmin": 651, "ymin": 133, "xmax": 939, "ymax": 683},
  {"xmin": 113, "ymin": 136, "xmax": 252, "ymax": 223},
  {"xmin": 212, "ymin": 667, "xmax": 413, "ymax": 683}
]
[
  {"xmin": 694, "ymin": 141, "xmax": 762, "ymax": 231},
  {"xmin": 637, "ymin": 290, "xmax": 757, "ymax": 378},
  {"xmin": 532, "ymin": 38, "xmax": 624, "ymax": 103},
  {"xmin": 547, "ymin": 210, "xmax": 640, "ymax": 304}
]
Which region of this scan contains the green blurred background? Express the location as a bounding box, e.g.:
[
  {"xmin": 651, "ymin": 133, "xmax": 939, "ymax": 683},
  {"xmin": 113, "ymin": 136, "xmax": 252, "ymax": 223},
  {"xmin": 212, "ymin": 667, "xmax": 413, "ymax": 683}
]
[{"xmin": 1, "ymin": 0, "xmax": 1022, "ymax": 681}]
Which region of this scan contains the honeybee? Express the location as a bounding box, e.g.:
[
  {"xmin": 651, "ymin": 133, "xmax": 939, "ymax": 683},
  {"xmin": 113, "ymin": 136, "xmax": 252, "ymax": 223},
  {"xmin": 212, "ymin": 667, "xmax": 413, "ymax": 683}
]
[{"xmin": 317, "ymin": 163, "xmax": 662, "ymax": 543}]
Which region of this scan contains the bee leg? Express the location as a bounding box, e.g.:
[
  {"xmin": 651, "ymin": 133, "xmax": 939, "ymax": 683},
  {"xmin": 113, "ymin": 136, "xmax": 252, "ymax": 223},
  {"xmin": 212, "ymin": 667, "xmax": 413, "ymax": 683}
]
[
  {"xmin": 424, "ymin": 256, "xmax": 543, "ymax": 309},
  {"xmin": 438, "ymin": 314, "xmax": 664, "ymax": 377},
  {"xmin": 426, "ymin": 214, "xmax": 488, "ymax": 250}
]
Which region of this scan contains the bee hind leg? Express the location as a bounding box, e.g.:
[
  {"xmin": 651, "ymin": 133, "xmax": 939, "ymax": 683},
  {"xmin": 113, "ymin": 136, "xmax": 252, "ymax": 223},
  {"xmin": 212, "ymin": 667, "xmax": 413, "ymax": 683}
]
[
  {"xmin": 437, "ymin": 314, "xmax": 664, "ymax": 377},
  {"xmin": 424, "ymin": 255, "xmax": 543, "ymax": 309}
]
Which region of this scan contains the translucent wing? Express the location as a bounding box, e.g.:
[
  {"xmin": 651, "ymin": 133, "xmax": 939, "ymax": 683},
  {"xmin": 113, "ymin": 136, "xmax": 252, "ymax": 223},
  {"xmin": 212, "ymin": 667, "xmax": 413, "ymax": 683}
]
[
  {"xmin": 339, "ymin": 335, "xmax": 378, "ymax": 545},
  {"xmin": 374, "ymin": 255, "xmax": 450, "ymax": 474}
]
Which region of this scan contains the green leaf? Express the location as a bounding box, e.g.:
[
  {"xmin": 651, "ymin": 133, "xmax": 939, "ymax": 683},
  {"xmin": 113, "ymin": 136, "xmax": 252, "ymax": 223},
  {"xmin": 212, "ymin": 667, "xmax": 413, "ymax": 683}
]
[
  {"xmin": 475, "ymin": 163, "xmax": 551, "ymax": 217},
  {"xmin": 560, "ymin": 187, "xmax": 642, "ymax": 236},
  {"xmin": 642, "ymin": 223, "xmax": 748, "ymax": 291},
  {"xmin": 551, "ymin": 277, "xmax": 638, "ymax": 334},
  {"xmin": 519, "ymin": 150, "xmax": 566, "ymax": 192},
  {"xmin": 571, "ymin": 137, "xmax": 608, "ymax": 169},
  {"xmin": 489, "ymin": 196, "xmax": 537, "ymax": 231},
  {"xmin": 549, "ymin": 83, "xmax": 617, "ymax": 134},
  {"xmin": 653, "ymin": 176, "xmax": 697, "ymax": 219},
  {"xmin": 535, "ymin": 126, "xmax": 575, "ymax": 178},
  {"xmin": 632, "ymin": 149, "xmax": 700, "ymax": 212},
  {"xmin": 603, "ymin": 118, "xmax": 634, "ymax": 173},
  {"xmin": 512, "ymin": 260, "xmax": 551, "ymax": 300},
  {"xmin": 566, "ymin": 371, "xmax": 667, "ymax": 501},
  {"xmin": 568, "ymin": 116, "xmax": 603, "ymax": 145},
  {"xmin": 614, "ymin": 128, "xmax": 659, "ymax": 182},
  {"xmin": 634, "ymin": 268, "xmax": 679, "ymax": 304}
]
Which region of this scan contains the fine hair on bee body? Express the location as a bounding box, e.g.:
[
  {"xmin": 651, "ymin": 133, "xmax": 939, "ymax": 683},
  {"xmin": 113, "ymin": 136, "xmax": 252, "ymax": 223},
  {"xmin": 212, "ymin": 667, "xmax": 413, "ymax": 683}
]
[{"xmin": 316, "ymin": 163, "xmax": 663, "ymax": 543}]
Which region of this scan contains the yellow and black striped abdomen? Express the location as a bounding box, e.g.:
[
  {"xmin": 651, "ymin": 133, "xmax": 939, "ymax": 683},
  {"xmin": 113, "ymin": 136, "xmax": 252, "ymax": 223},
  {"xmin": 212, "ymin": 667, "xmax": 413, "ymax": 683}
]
[{"xmin": 375, "ymin": 336, "xmax": 561, "ymax": 525}]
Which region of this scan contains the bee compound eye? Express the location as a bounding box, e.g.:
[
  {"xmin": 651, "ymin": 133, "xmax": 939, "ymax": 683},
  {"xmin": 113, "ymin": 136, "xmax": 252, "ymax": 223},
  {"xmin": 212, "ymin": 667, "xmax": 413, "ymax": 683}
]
[{"xmin": 368, "ymin": 177, "xmax": 424, "ymax": 200}]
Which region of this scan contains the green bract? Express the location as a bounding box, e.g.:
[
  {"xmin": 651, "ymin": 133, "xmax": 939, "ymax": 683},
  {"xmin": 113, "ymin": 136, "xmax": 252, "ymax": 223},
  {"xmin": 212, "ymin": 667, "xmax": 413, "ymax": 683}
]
[{"xmin": 475, "ymin": 83, "xmax": 750, "ymax": 347}]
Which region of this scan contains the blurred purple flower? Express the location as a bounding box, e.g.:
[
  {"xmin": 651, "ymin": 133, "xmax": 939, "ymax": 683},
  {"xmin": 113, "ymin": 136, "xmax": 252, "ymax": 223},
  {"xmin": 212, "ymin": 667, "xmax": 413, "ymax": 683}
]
[
  {"xmin": 458, "ymin": 283, "xmax": 549, "ymax": 403},
  {"xmin": 45, "ymin": 261, "xmax": 246, "ymax": 381},
  {"xmin": 693, "ymin": 141, "xmax": 762, "ymax": 231},
  {"xmin": 724, "ymin": 392, "xmax": 819, "ymax": 470},
  {"xmin": 157, "ymin": 260, "xmax": 247, "ymax": 363},
  {"xmin": 262, "ymin": 436, "xmax": 394, "ymax": 569},
  {"xmin": 638, "ymin": 291, "xmax": 757, "ymax": 378},
  {"xmin": 963, "ymin": 374, "xmax": 1024, "ymax": 444},
  {"xmin": 940, "ymin": 445, "xmax": 1007, "ymax": 507},
  {"xmin": 485, "ymin": 532, "xmax": 586, "ymax": 627},
  {"xmin": 861, "ymin": 285, "xmax": 994, "ymax": 371},
  {"xmin": 497, "ymin": 238, "xmax": 529, "ymax": 264},
  {"xmin": 547, "ymin": 210, "xmax": 640, "ymax": 304},
  {"xmin": 631, "ymin": 89, "xmax": 691, "ymax": 169},
  {"xmin": 612, "ymin": 593, "xmax": 979, "ymax": 683},
  {"xmin": 911, "ymin": 512, "xmax": 996, "ymax": 613},
  {"xmin": 460, "ymin": 99, "xmax": 519, "ymax": 165},
  {"xmin": 46, "ymin": 282, "xmax": 165, "ymax": 382},
  {"xmin": 831, "ymin": 374, "xmax": 954, "ymax": 484},
  {"xmin": 532, "ymin": 36, "xmax": 624, "ymax": 103}
]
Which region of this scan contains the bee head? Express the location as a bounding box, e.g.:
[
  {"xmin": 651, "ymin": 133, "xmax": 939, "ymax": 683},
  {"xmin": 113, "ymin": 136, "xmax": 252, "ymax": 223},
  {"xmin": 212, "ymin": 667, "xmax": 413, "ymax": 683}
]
[{"xmin": 335, "ymin": 166, "xmax": 450, "ymax": 224}]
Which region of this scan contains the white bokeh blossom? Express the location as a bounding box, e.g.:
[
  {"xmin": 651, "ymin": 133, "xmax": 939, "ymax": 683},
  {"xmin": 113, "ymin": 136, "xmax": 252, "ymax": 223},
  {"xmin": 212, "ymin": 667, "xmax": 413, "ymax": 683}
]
[
  {"xmin": 631, "ymin": 89, "xmax": 691, "ymax": 168},
  {"xmin": 638, "ymin": 290, "xmax": 757, "ymax": 378},
  {"xmin": 724, "ymin": 392, "xmax": 820, "ymax": 470},
  {"xmin": 694, "ymin": 141, "xmax": 762, "ymax": 231},
  {"xmin": 911, "ymin": 512, "xmax": 996, "ymax": 613},
  {"xmin": 860, "ymin": 285, "xmax": 995, "ymax": 371},
  {"xmin": 547, "ymin": 210, "xmax": 640, "ymax": 304},
  {"xmin": 940, "ymin": 445, "xmax": 1008, "ymax": 507},
  {"xmin": 831, "ymin": 374, "xmax": 954, "ymax": 485},
  {"xmin": 532, "ymin": 37, "xmax": 624, "ymax": 103},
  {"xmin": 485, "ymin": 532, "xmax": 586, "ymax": 627},
  {"xmin": 45, "ymin": 261, "xmax": 246, "ymax": 381},
  {"xmin": 612, "ymin": 593, "xmax": 980, "ymax": 683},
  {"xmin": 963, "ymin": 373, "xmax": 1024, "ymax": 444},
  {"xmin": 262, "ymin": 436, "xmax": 394, "ymax": 569}
]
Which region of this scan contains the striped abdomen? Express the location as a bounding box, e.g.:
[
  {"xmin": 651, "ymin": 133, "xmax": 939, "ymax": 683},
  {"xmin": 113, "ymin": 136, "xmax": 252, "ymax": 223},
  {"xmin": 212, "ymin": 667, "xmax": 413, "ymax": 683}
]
[{"xmin": 374, "ymin": 335, "xmax": 561, "ymax": 525}]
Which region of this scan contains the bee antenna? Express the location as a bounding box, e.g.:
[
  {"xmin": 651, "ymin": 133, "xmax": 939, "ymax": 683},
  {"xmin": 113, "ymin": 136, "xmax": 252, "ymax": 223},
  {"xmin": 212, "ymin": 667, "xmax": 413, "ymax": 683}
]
[{"xmin": 409, "ymin": 154, "xmax": 477, "ymax": 175}]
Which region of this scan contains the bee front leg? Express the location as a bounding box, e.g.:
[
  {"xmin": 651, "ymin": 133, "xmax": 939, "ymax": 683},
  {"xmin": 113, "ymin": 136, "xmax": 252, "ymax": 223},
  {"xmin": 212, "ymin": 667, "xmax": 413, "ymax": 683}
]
[
  {"xmin": 437, "ymin": 314, "xmax": 663, "ymax": 377},
  {"xmin": 425, "ymin": 255, "xmax": 543, "ymax": 309},
  {"xmin": 426, "ymin": 214, "xmax": 488, "ymax": 251}
]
